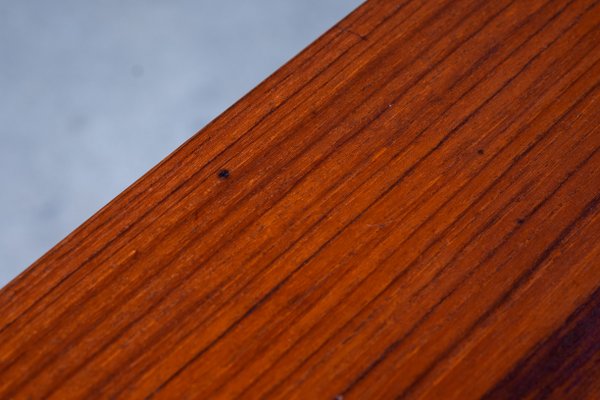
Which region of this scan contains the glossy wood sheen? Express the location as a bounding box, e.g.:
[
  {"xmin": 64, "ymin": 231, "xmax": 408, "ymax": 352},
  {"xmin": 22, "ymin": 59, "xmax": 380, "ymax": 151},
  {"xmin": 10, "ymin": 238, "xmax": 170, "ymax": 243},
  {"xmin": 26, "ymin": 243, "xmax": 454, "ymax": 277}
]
[{"xmin": 1, "ymin": 0, "xmax": 600, "ymax": 398}]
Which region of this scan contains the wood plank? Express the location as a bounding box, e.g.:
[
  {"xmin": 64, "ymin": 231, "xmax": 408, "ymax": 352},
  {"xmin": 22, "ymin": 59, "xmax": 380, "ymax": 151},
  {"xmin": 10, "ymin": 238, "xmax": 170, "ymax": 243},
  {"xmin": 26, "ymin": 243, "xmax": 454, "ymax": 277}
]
[{"xmin": 1, "ymin": 0, "xmax": 600, "ymax": 398}]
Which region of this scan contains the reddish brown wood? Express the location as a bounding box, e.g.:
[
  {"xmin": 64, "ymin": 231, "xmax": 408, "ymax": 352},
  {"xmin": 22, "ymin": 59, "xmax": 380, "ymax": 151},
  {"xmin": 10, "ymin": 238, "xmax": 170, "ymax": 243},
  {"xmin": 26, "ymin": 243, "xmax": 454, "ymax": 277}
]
[
  {"xmin": 1, "ymin": 0, "xmax": 600, "ymax": 398},
  {"xmin": 485, "ymin": 285, "xmax": 600, "ymax": 399}
]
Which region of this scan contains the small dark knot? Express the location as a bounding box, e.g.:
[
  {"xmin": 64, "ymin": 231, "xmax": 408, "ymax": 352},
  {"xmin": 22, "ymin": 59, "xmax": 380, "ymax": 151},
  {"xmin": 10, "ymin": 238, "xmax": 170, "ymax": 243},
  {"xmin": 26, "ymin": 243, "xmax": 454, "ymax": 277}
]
[{"xmin": 218, "ymin": 169, "xmax": 230, "ymax": 179}]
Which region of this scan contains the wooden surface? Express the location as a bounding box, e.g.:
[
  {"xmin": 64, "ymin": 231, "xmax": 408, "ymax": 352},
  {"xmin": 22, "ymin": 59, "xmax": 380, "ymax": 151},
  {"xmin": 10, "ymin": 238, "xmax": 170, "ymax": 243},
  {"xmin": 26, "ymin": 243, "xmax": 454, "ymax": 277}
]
[{"xmin": 1, "ymin": 0, "xmax": 600, "ymax": 398}]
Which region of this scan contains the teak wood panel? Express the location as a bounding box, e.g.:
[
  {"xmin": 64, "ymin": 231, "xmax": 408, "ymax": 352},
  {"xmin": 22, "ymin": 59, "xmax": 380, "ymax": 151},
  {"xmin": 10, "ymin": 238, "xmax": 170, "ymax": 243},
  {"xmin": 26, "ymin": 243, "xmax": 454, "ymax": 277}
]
[{"xmin": 1, "ymin": 0, "xmax": 600, "ymax": 398}]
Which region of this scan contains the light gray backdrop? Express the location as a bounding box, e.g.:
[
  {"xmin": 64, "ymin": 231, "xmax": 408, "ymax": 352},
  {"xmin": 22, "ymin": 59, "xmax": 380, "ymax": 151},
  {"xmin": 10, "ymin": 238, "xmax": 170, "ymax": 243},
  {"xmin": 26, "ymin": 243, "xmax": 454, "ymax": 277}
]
[{"xmin": 0, "ymin": 0, "xmax": 362, "ymax": 287}]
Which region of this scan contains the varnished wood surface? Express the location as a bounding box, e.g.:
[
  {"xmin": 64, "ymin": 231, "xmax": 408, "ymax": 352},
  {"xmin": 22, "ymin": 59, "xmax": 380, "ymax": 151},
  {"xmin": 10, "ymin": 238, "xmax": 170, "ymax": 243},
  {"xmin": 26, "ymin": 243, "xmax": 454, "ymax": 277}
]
[{"xmin": 1, "ymin": 0, "xmax": 600, "ymax": 398}]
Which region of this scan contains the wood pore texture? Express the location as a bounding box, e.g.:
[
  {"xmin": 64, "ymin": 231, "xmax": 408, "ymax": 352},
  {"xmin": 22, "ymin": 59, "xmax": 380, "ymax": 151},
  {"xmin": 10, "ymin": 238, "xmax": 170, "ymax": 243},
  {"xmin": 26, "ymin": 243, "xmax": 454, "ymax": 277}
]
[{"xmin": 1, "ymin": 0, "xmax": 600, "ymax": 398}]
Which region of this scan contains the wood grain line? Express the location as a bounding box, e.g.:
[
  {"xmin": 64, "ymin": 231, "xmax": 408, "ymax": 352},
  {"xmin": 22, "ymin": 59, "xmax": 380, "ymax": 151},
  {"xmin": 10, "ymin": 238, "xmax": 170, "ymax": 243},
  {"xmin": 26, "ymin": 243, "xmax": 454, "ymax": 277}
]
[{"xmin": 1, "ymin": 0, "xmax": 599, "ymax": 398}]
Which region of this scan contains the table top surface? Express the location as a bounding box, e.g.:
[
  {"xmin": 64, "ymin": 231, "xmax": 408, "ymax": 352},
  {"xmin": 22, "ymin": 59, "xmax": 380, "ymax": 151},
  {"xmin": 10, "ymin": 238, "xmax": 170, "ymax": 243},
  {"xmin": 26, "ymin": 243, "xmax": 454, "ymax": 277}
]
[{"xmin": 1, "ymin": 0, "xmax": 600, "ymax": 398}]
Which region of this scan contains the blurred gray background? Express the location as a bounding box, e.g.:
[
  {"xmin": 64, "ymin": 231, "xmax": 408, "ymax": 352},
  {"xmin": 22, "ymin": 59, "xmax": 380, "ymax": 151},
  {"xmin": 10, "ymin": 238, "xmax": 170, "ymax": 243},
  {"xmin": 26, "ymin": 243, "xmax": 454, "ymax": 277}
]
[{"xmin": 0, "ymin": 0, "xmax": 362, "ymax": 288}]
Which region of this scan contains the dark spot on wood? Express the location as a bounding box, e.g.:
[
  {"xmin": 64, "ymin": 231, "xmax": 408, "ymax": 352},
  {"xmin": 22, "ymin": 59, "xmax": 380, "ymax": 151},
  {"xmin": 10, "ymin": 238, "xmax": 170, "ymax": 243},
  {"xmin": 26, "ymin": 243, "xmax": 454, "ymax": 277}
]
[
  {"xmin": 478, "ymin": 149, "xmax": 485, "ymax": 155},
  {"xmin": 517, "ymin": 218, "xmax": 525, "ymax": 225},
  {"xmin": 218, "ymin": 169, "xmax": 230, "ymax": 179}
]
